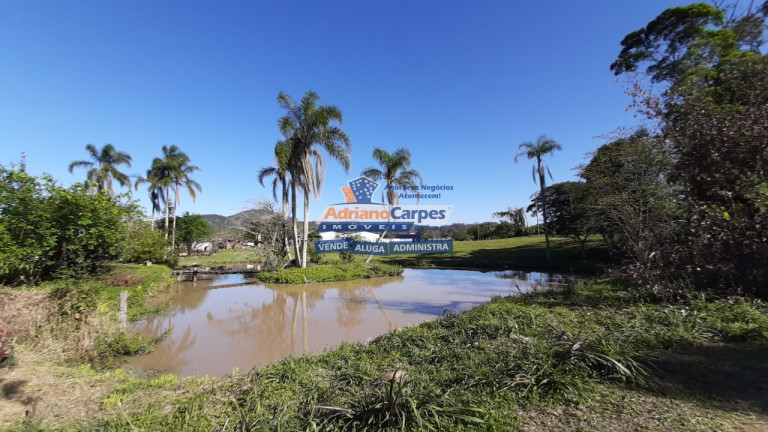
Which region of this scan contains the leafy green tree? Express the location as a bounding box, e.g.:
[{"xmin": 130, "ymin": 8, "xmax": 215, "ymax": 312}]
[
  {"xmin": 1, "ymin": 163, "xmax": 130, "ymax": 284},
  {"xmin": 492, "ymin": 207, "xmax": 527, "ymax": 236},
  {"xmin": 514, "ymin": 135, "xmax": 562, "ymax": 261},
  {"xmin": 121, "ymin": 220, "xmax": 169, "ymax": 265},
  {"xmin": 612, "ymin": 1, "xmax": 768, "ymax": 298},
  {"xmin": 175, "ymin": 212, "xmax": 212, "ymax": 254},
  {"xmin": 68, "ymin": 144, "xmax": 132, "ymax": 194},
  {"xmin": 528, "ymin": 182, "xmax": 593, "ymax": 258},
  {"xmin": 579, "ymin": 132, "xmax": 674, "ymax": 264},
  {"xmin": 276, "ymin": 91, "xmax": 351, "ymax": 268}
]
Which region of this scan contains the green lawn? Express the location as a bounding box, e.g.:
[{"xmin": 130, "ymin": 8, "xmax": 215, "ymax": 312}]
[
  {"xmin": 378, "ymin": 236, "xmax": 606, "ymax": 274},
  {"xmin": 177, "ymin": 248, "xmax": 270, "ymax": 267},
  {"xmin": 177, "ymin": 236, "xmax": 606, "ymax": 275},
  {"xmin": 318, "ymin": 236, "xmax": 606, "ymax": 274}
]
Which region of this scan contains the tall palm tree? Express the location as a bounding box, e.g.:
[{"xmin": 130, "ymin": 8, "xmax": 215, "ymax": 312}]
[
  {"xmin": 361, "ymin": 147, "xmax": 422, "ymax": 262},
  {"xmin": 68, "ymin": 144, "xmax": 132, "ymax": 193},
  {"xmin": 361, "ymin": 147, "xmax": 422, "ymax": 206},
  {"xmin": 277, "ymin": 90, "xmax": 351, "ymax": 268},
  {"xmin": 258, "ymin": 141, "xmax": 293, "ymax": 262},
  {"xmin": 160, "ymin": 145, "xmax": 202, "ymax": 251},
  {"xmin": 515, "ymin": 135, "xmax": 562, "ymax": 261},
  {"xmin": 134, "ymin": 158, "xmax": 168, "ymax": 230}
]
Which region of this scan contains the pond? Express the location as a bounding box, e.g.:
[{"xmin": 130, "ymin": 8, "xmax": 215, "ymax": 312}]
[{"xmin": 124, "ymin": 268, "xmax": 572, "ymax": 377}]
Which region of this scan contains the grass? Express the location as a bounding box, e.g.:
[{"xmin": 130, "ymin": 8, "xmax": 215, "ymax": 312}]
[
  {"xmin": 67, "ymin": 282, "xmax": 768, "ymax": 431},
  {"xmin": 177, "ymin": 248, "xmax": 270, "ymax": 267},
  {"xmin": 376, "ymin": 236, "xmax": 607, "ymax": 274},
  {"xmin": 255, "ymin": 262, "xmax": 404, "ymax": 284}
]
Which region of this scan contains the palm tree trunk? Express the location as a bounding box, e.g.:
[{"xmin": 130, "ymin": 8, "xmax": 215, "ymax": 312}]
[
  {"xmin": 538, "ymin": 163, "xmax": 551, "ymax": 262},
  {"xmin": 172, "ymin": 183, "xmax": 179, "ymax": 252},
  {"xmin": 290, "ymin": 180, "xmax": 302, "ymax": 267},
  {"xmin": 164, "ymin": 186, "xmax": 171, "ymax": 239},
  {"xmin": 366, "ymin": 181, "xmax": 394, "ymax": 264},
  {"xmin": 282, "ymin": 181, "xmax": 292, "ymax": 261},
  {"xmin": 301, "ymin": 188, "xmax": 310, "ymax": 268}
]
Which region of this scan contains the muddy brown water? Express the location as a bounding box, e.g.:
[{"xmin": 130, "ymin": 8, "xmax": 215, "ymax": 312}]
[{"xmin": 124, "ymin": 268, "xmax": 572, "ymax": 377}]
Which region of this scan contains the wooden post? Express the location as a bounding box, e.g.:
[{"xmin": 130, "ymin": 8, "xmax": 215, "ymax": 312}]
[{"xmin": 118, "ymin": 291, "xmax": 129, "ymax": 331}]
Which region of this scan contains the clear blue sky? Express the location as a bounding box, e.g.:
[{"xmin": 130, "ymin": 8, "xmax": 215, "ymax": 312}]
[{"xmin": 0, "ymin": 1, "xmax": 690, "ymax": 224}]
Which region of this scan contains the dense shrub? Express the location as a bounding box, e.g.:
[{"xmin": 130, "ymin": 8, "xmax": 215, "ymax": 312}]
[{"xmin": 0, "ymin": 165, "xmax": 132, "ymax": 284}]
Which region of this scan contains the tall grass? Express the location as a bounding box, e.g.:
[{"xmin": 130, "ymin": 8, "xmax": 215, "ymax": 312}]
[{"xmin": 84, "ymin": 282, "xmax": 768, "ymax": 431}]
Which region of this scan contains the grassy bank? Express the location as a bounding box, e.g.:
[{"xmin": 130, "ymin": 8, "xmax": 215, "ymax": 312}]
[
  {"xmin": 177, "ymin": 248, "xmax": 269, "ymax": 267},
  {"xmin": 61, "ymin": 282, "xmax": 768, "ymax": 431},
  {"xmin": 0, "ymin": 264, "xmax": 175, "ymax": 429},
  {"xmin": 255, "ymin": 262, "xmax": 403, "ymax": 284},
  {"xmin": 177, "ymin": 237, "xmax": 606, "ymax": 275}
]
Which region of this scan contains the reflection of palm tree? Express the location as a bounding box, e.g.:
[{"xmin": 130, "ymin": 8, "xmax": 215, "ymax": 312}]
[
  {"xmin": 366, "ymin": 286, "xmax": 394, "ymax": 332},
  {"xmin": 301, "ymin": 291, "xmax": 308, "ymax": 354},
  {"xmin": 335, "ymin": 287, "xmax": 367, "ymax": 328},
  {"xmin": 515, "ymin": 136, "xmax": 562, "ymax": 262}
]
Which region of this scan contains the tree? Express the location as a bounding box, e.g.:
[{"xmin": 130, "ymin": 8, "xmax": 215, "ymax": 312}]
[
  {"xmin": 1, "ymin": 162, "xmax": 131, "ymax": 284},
  {"xmin": 514, "ymin": 135, "xmax": 562, "ymax": 261},
  {"xmin": 258, "ymin": 141, "xmax": 293, "ymax": 262},
  {"xmin": 612, "ymin": 1, "xmax": 768, "ymax": 298},
  {"xmin": 134, "ymin": 158, "xmax": 167, "ymax": 231},
  {"xmin": 528, "ymin": 182, "xmax": 593, "ymax": 258},
  {"xmin": 361, "ymin": 147, "xmax": 422, "ymax": 205},
  {"xmin": 68, "ymin": 144, "xmax": 132, "ymax": 194},
  {"xmin": 175, "ymin": 213, "xmax": 212, "ymax": 254},
  {"xmin": 361, "ymin": 147, "xmax": 422, "ymax": 262},
  {"xmin": 492, "ymin": 207, "xmax": 526, "ymax": 236},
  {"xmin": 154, "ymin": 145, "xmax": 202, "ymax": 252},
  {"xmin": 276, "ymin": 91, "xmax": 351, "ymax": 268},
  {"xmin": 579, "ymin": 132, "xmax": 674, "ymax": 264}
]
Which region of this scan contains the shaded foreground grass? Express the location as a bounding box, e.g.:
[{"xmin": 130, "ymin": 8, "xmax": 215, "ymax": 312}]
[
  {"xmin": 68, "ymin": 282, "xmax": 768, "ymax": 431},
  {"xmin": 255, "ymin": 263, "xmax": 403, "ymax": 284},
  {"xmin": 0, "ymin": 264, "xmax": 176, "ymax": 429}
]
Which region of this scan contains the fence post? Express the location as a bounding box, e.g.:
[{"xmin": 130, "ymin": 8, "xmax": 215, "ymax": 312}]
[{"xmin": 119, "ymin": 291, "xmax": 129, "ymax": 331}]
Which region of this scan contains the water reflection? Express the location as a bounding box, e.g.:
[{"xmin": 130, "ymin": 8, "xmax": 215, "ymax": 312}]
[{"xmin": 125, "ymin": 269, "xmax": 568, "ymax": 377}]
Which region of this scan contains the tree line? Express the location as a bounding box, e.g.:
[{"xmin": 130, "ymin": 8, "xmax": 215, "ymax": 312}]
[{"xmin": 523, "ymin": 1, "xmax": 768, "ymax": 299}]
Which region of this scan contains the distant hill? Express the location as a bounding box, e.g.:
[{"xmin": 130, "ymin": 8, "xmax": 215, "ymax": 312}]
[{"xmin": 200, "ymin": 209, "xmax": 271, "ymax": 231}]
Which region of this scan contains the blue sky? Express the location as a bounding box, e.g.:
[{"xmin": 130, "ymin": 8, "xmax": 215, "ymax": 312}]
[{"xmin": 0, "ymin": 1, "xmax": 690, "ymax": 224}]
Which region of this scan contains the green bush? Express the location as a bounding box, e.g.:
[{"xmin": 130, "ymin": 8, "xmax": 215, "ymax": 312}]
[
  {"xmin": 0, "ymin": 164, "xmax": 131, "ymax": 284},
  {"xmin": 121, "ymin": 221, "xmax": 170, "ymax": 265}
]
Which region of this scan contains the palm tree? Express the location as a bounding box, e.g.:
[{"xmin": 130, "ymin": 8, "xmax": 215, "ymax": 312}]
[
  {"xmin": 277, "ymin": 90, "xmax": 351, "ymax": 268},
  {"xmin": 361, "ymin": 147, "xmax": 422, "ymax": 206},
  {"xmin": 161, "ymin": 145, "xmax": 202, "ymax": 251},
  {"xmin": 515, "ymin": 135, "xmax": 562, "ymax": 261},
  {"xmin": 361, "ymin": 147, "xmax": 422, "ymax": 262},
  {"xmin": 68, "ymin": 144, "xmax": 132, "ymax": 193},
  {"xmin": 258, "ymin": 141, "xmax": 293, "ymax": 262},
  {"xmin": 134, "ymin": 158, "xmax": 168, "ymax": 230}
]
